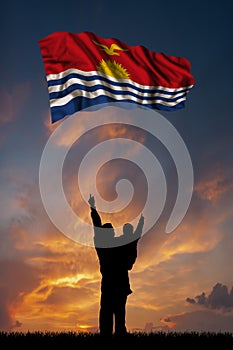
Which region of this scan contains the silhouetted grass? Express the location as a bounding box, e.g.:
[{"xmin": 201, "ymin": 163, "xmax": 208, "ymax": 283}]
[{"xmin": 0, "ymin": 330, "xmax": 233, "ymax": 346}]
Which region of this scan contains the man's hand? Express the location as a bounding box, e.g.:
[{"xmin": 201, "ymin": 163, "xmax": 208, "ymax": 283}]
[{"xmin": 88, "ymin": 194, "xmax": 96, "ymax": 209}]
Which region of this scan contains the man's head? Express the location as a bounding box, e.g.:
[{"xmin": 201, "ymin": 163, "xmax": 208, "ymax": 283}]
[
  {"xmin": 102, "ymin": 222, "xmax": 115, "ymax": 239},
  {"xmin": 123, "ymin": 223, "xmax": 134, "ymax": 237}
]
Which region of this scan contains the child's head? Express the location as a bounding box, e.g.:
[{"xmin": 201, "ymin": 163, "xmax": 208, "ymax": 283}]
[{"xmin": 123, "ymin": 223, "xmax": 134, "ymax": 237}]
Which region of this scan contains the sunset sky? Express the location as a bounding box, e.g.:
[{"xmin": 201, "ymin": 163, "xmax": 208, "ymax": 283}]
[{"xmin": 1, "ymin": 1, "xmax": 233, "ymax": 333}]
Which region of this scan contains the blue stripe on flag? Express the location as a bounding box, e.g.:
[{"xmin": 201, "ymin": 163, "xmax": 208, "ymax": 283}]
[
  {"xmin": 49, "ymin": 83, "xmax": 189, "ymax": 102},
  {"xmin": 50, "ymin": 95, "xmax": 186, "ymax": 123},
  {"xmin": 47, "ymin": 73, "xmax": 191, "ymax": 95},
  {"xmin": 49, "ymin": 84, "xmax": 188, "ymax": 103}
]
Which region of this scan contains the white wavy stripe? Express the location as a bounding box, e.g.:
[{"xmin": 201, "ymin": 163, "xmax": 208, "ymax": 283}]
[
  {"xmin": 46, "ymin": 68, "xmax": 194, "ymax": 93},
  {"xmin": 50, "ymin": 87, "xmax": 188, "ymax": 108},
  {"xmin": 48, "ymin": 77, "xmax": 188, "ymax": 100}
]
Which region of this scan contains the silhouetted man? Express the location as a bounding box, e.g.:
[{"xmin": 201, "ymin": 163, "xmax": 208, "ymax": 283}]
[{"xmin": 88, "ymin": 194, "xmax": 144, "ymax": 337}]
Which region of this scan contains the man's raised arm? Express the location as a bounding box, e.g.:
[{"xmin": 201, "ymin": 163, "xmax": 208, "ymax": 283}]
[{"xmin": 88, "ymin": 194, "xmax": 102, "ymax": 227}]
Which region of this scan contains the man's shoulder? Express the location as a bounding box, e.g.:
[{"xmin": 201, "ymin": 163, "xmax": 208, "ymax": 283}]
[{"xmin": 115, "ymin": 235, "xmax": 139, "ymax": 247}]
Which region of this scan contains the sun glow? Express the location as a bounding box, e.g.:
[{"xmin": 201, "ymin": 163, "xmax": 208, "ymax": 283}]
[
  {"xmin": 49, "ymin": 273, "xmax": 94, "ymax": 287},
  {"xmin": 79, "ymin": 324, "xmax": 90, "ymax": 329}
]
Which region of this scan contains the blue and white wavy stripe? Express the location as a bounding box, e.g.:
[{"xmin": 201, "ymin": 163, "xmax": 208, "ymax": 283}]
[{"xmin": 46, "ymin": 68, "xmax": 193, "ymax": 122}]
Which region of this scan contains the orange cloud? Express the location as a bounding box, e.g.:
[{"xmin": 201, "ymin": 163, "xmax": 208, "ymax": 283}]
[
  {"xmin": 194, "ymin": 173, "xmax": 233, "ymax": 203},
  {"xmin": 4, "ymin": 226, "xmax": 101, "ymax": 332}
]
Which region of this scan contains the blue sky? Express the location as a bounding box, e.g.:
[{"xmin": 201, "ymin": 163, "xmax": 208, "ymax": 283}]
[{"xmin": 0, "ymin": 0, "xmax": 233, "ymax": 333}]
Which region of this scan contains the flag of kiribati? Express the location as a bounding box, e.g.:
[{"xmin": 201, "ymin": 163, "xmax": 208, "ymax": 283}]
[{"xmin": 39, "ymin": 31, "xmax": 195, "ymax": 123}]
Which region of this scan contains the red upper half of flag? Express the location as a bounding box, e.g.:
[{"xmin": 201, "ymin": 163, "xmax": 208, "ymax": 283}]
[{"xmin": 39, "ymin": 31, "xmax": 194, "ymax": 88}]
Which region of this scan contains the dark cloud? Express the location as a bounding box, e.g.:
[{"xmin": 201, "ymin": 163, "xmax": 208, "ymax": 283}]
[
  {"xmin": 11, "ymin": 320, "xmax": 23, "ymax": 330},
  {"xmin": 162, "ymin": 285, "xmax": 233, "ymax": 332},
  {"xmin": 186, "ymin": 297, "xmax": 195, "ymax": 304},
  {"xmin": 186, "ymin": 283, "xmax": 233, "ymax": 310},
  {"xmin": 162, "ymin": 309, "xmax": 233, "ymax": 333}
]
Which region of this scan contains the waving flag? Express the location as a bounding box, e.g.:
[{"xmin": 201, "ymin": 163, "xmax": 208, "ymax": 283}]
[{"xmin": 39, "ymin": 32, "xmax": 194, "ymax": 123}]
